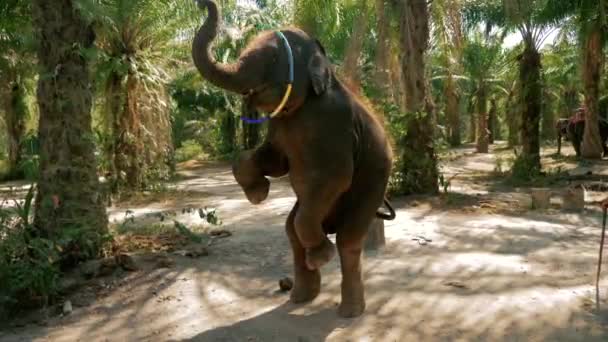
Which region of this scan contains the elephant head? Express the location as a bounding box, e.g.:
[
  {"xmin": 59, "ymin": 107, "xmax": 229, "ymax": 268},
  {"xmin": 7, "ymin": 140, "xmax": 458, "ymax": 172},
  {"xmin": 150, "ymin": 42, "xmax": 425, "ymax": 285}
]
[{"xmin": 192, "ymin": 0, "xmax": 333, "ymax": 115}]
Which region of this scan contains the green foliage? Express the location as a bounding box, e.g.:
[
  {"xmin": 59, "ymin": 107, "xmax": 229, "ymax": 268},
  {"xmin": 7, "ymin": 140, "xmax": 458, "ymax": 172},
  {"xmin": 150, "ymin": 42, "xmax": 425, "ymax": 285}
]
[
  {"xmin": 510, "ymin": 153, "xmax": 542, "ymax": 182},
  {"xmin": 385, "ymin": 105, "xmax": 439, "ymax": 196},
  {"xmin": 0, "ymin": 184, "xmax": 115, "ymax": 319},
  {"xmin": 438, "ymin": 172, "xmax": 452, "ymax": 194},
  {"xmin": 0, "ymin": 186, "xmax": 57, "ymax": 318},
  {"xmin": 175, "ymin": 139, "xmax": 204, "ymax": 162},
  {"xmin": 16, "ymin": 131, "xmax": 39, "ymax": 181},
  {"xmin": 293, "ymin": 0, "xmax": 342, "ymax": 39},
  {"xmin": 493, "ymin": 154, "xmax": 513, "ymax": 176}
]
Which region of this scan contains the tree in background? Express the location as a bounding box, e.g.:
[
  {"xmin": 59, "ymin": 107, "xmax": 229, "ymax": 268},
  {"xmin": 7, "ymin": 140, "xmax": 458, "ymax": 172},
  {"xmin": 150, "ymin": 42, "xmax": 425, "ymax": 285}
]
[
  {"xmin": 489, "ymin": 96, "xmax": 498, "ymax": 143},
  {"xmin": 577, "ymin": 1, "xmax": 607, "ymax": 158},
  {"xmin": 461, "ymin": 28, "xmax": 508, "ymax": 154},
  {"xmin": 94, "ymin": 0, "xmax": 191, "ymax": 192},
  {"xmin": 465, "ymin": 0, "xmax": 555, "ymax": 171},
  {"xmin": 520, "ymin": 0, "xmax": 608, "ymax": 159},
  {"xmin": 342, "ymin": 0, "xmax": 369, "ymax": 93},
  {"xmin": 431, "ymin": 0, "xmax": 465, "ymax": 147},
  {"xmin": 31, "ymin": 0, "xmax": 108, "ymax": 259},
  {"xmin": 542, "ymin": 28, "xmax": 581, "ymax": 121},
  {"xmin": 373, "ymin": 0, "xmax": 391, "ymax": 97},
  {"xmin": 394, "ymin": 0, "xmax": 438, "ymax": 195},
  {"xmin": 504, "ymin": 78, "xmax": 520, "ymax": 146},
  {"xmin": 0, "ymin": 0, "xmax": 34, "ymax": 178},
  {"xmin": 293, "ymin": 0, "xmax": 341, "ymax": 39}
]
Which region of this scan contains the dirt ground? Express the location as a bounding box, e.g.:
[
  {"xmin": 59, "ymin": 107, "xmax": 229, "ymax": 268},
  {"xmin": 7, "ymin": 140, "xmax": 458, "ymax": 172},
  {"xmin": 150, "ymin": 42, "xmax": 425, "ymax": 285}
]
[{"xmin": 2, "ymin": 143, "xmax": 608, "ymax": 341}]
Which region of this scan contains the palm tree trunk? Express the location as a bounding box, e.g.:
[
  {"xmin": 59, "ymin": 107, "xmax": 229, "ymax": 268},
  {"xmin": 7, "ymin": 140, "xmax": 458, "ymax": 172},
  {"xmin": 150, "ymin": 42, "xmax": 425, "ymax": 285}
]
[
  {"xmin": 519, "ymin": 43, "xmax": 542, "ymax": 170},
  {"xmin": 446, "ymin": 74, "xmax": 461, "ymax": 146},
  {"xmin": 1, "ymin": 78, "xmax": 27, "ymax": 178},
  {"xmin": 106, "ymin": 73, "xmax": 123, "ymax": 193},
  {"xmin": 581, "ymin": 24, "xmax": 604, "ymax": 159},
  {"xmin": 390, "ymin": 52, "xmax": 406, "ymax": 110},
  {"xmin": 241, "ymin": 100, "xmax": 260, "ymax": 149},
  {"xmin": 476, "ymin": 86, "xmax": 489, "ymax": 153},
  {"xmin": 506, "ymin": 81, "xmax": 519, "ymax": 147},
  {"xmin": 564, "ymin": 88, "xmax": 579, "ymax": 116},
  {"xmin": 468, "ymin": 98, "xmax": 476, "ymax": 143},
  {"xmin": 342, "ymin": 0, "xmax": 368, "ymax": 93},
  {"xmin": 541, "ymin": 88, "xmax": 555, "ymax": 141},
  {"xmin": 32, "ymin": 0, "xmax": 108, "ymax": 255},
  {"xmin": 219, "ymin": 110, "xmax": 237, "ymax": 154},
  {"xmin": 373, "ymin": 0, "xmax": 390, "ymax": 96},
  {"xmin": 489, "ymin": 97, "xmax": 497, "ymax": 144},
  {"xmin": 114, "ymin": 74, "xmax": 142, "ymax": 190},
  {"xmin": 396, "ymin": 0, "xmax": 438, "ymax": 195}
]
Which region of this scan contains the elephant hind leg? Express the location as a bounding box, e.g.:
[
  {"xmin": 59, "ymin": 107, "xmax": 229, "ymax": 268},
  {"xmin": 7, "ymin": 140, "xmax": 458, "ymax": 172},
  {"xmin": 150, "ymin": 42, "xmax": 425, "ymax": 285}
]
[
  {"xmin": 286, "ymin": 202, "xmax": 321, "ymax": 303},
  {"xmin": 334, "ymin": 190, "xmax": 385, "ymax": 318}
]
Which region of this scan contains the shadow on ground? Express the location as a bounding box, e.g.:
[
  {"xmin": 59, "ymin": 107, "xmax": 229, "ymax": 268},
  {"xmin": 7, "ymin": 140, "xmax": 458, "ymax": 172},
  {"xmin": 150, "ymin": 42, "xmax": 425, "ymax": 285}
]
[{"xmin": 3, "ymin": 146, "xmax": 608, "ymax": 341}]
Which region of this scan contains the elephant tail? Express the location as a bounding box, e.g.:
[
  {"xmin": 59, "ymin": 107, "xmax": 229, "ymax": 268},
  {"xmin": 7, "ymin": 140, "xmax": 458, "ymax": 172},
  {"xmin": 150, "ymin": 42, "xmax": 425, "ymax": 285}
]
[{"xmin": 376, "ymin": 197, "xmax": 396, "ymax": 221}]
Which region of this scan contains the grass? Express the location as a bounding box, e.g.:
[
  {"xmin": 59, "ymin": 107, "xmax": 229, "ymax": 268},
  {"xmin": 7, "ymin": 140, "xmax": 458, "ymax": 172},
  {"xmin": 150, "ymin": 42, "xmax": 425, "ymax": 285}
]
[{"xmin": 175, "ymin": 140, "xmax": 205, "ymax": 163}]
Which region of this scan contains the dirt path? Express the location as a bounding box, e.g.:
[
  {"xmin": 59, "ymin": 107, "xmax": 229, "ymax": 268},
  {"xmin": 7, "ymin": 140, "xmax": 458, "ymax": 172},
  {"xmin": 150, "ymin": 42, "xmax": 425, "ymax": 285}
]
[{"xmin": 2, "ymin": 144, "xmax": 608, "ymax": 341}]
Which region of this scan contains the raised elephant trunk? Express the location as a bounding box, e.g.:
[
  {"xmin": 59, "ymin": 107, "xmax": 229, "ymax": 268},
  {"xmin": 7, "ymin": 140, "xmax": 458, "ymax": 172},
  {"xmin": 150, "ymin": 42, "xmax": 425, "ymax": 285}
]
[{"xmin": 192, "ymin": 0, "xmax": 254, "ymax": 94}]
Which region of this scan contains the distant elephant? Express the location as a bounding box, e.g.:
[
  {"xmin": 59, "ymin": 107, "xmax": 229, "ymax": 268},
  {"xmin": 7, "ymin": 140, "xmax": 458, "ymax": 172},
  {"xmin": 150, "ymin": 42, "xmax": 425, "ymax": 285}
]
[
  {"xmin": 566, "ymin": 98, "xmax": 608, "ymax": 157},
  {"xmin": 567, "ymin": 118, "xmax": 608, "ymax": 157},
  {"xmin": 555, "ymin": 118, "xmax": 569, "ymax": 155},
  {"xmin": 192, "ymin": 0, "xmax": 395, "ymax": 318}
]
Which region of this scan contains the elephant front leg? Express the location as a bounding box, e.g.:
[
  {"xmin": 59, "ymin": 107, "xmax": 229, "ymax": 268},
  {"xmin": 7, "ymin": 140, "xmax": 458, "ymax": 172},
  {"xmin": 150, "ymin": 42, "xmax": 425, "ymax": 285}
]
[
  {"xmin": 233, "ymin": 150, "xmax": 270, "ymax": 204},
  {"xmin": 232, "ymin": 141, "xmax": 288, "ymax": 205},
  {"xmin": 286, "ymin": 202, "xmax": 321, "ymax": 303}
]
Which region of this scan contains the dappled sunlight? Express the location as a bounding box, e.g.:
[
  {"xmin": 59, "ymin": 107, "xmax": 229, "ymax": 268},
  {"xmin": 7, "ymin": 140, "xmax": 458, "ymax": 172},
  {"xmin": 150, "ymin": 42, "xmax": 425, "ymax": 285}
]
[{"xmin": 4, "ymin": 145, "xmax": 608, "ymax": 341}]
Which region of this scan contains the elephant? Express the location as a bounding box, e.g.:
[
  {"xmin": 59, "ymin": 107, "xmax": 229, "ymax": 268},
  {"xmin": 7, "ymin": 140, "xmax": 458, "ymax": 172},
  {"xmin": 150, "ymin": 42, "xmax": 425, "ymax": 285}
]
[
  {"xmin": 192, "ymin": 0, "xmax": 396, "ymax": 317},
  {"xmin": 558, "ymin": 106, "xmax": 608, "ymax": 157},
  {"xmin": 566, "ymin": 117, "xmax": 608, "ymax": 157},
  {"xmin": 555, "ymin": 118, "xmax": 569, "ymax": 155}
]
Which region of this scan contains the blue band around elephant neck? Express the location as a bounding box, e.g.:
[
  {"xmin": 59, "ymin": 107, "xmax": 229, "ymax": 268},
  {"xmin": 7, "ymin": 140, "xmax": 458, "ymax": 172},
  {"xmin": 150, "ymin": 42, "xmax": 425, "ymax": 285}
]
[{"xmin": 240, "ymin": 30, "xmax": 294, "ymax": 124}]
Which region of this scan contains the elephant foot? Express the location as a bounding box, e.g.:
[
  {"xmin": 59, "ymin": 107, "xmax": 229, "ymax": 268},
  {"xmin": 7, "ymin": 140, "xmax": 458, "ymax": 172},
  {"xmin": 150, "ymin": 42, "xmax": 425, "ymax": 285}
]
[
  {"xmin": 338, "ymin": 299, "xmax": 366, "ymax": 318},
  {"xmin": 305, "ymin": 238, "xmax": 335, "ymax": 270},
  {"xmin": 290, "ymin": 270, "xmax": 321, "ymax": 303},
  {"xmin": 338, "ymin": 278, "xmax": 365, "ymax": 318}
]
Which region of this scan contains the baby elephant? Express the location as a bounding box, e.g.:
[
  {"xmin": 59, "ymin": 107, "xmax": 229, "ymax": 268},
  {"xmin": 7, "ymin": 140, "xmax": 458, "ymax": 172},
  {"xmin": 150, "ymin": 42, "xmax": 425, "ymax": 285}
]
[{"xmin": 193, "ymin": 0, "xmax": 395, "ymax": 317}]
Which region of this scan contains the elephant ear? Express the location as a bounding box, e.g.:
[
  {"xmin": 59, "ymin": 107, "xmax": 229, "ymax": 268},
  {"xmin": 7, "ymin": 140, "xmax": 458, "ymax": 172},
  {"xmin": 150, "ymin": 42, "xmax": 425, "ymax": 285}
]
[{"xmin": 307, "ymin": 40, "xmax": 332, "ymax": 95}]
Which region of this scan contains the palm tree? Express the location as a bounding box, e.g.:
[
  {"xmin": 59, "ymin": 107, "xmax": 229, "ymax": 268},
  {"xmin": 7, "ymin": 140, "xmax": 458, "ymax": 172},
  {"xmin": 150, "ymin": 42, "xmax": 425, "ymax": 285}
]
[
  {"xmin": 293, "ymin": 0, "xmax": 341, "ymax": 39},
  {"xmin": 465, "ymin": 0, "xmax": 555, "ymax": 170},
  {"xmin": 462, "ymin": 28, "xmax": 508, "ymax": 153},
  {"xmin": 394, "ymin": 0, "xmax": 438, "ymax": 195},
  {"xmin": 94, "ymin": 0, "xmax": 190, "ymax": 191},
  {"xmin": 342, "ymin": 0, "xmax": 369, "ymax": 93},
  {"xmin": 505, "ymin": 78, "xmax": 520, "ymax": 146},
  {"xmin": 430, "ymin": 0, "xmax": 465, "ymax": 147},
  {"xmin": 578, "ymin": 3, "xmax": 607, "ymax": 158},
  {"xmin": 542, "ymin": 31, "xmax": 581, "ymax": 120},
  {"xmin": 541, "ymin": 0, "xmax": 607, "ymax": 158},
  {"xmin": 0, "ymin": 0, "xmax": 33, "ymax": 178},
  {"xmin": 31, "ymin": 0, "xmax": 108, "ymax": 256},
  {"xmin": 373, "ymin": 0, "xmax": 390, "ymax": 96}
]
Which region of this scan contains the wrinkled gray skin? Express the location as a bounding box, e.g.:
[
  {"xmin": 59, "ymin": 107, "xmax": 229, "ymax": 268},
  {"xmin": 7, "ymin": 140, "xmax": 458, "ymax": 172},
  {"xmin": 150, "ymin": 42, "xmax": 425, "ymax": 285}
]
[{"xmin": 192, "ymin": 0, "xmax": 394, "ymax": 317}]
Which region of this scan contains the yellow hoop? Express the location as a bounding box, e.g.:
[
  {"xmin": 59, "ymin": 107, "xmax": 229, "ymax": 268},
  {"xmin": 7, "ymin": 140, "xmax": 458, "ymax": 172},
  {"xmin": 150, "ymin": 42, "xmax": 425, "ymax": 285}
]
[{"xmin": 269, "ymin": 84, "xmax": 293, "ymax": 118}]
